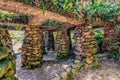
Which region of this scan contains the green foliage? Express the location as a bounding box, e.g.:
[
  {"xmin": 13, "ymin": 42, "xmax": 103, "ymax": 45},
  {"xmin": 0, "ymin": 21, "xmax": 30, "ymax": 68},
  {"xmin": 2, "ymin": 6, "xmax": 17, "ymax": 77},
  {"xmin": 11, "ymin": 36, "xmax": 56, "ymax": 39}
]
[
  {"xmin": 20, "ymin": 0, "xmax": 120, "ymax": 21},
  {"xmin": 41, "ymin": 0, "xmax": 45, "ymax": 14},
  {"xmin": 115, "ymin": 24, "xmax": 120, "ymax": 31},
  {"xmin": 93, "ymin": 29, "xmax": 104, "ymax": 45},
  {"xmin": 70, "ymin": 30, "xmax": 75, "ymax": 47},
  {"xmin": 0, "ymin": 10, "xmax": 14, "ymax": 21},
  {"xmin": 15, "ymin": 26, "xmax": 23, "ymax": 31},
  {"xmin": 0, "ymin": 59, "xmax": 9, "ymax": 68},
  {"xmin": 109, "ymin": 42, "xmax": 120, "ymax": 61},
  {"xmin": 22, "ymin": 0, "xmax": 30, "ymax": 4},
  {"xmin": 68, "ymin": 74, "xmax": 74, "ymax": 80},
  {"xmin": 51, "ymin": 0, "xmax": 81, "ymax": 13},
  {"xmin": 85, "ymin": 2, "xmax": 120, "ymax": 21},
  {"xmin": 91, "ymin": 63, "xmax": 100, "ymax": 70},
  {"xmin": 0, "ymin": 47, "xmax": 7, "ymax": 54}
]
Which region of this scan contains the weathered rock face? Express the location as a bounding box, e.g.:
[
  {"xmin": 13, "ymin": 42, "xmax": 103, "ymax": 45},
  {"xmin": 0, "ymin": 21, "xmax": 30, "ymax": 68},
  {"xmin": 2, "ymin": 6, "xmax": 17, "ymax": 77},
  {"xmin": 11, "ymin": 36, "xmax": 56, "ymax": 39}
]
[
  {"xmin": 74, "ymin": 25, "xmax": 98, "ymax": 64},
  {"xmin": 0, "ymin": 29, "xmax": 17, "ymax": 80},
  {"xmin": 21, "ymin": 26, "xmax": 43, "ymax": 68},
  {"xmin": 55, "ymin": 30, "xmax": 70, "ymax": 59}
]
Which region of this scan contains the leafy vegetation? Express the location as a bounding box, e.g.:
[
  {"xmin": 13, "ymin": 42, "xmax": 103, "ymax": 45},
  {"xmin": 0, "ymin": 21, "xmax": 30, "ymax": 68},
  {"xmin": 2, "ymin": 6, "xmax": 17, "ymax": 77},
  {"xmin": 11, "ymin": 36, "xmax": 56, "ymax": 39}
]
[
  {"xmin": 22, "ymin": 0, "xmax": 30, "ymax": 4},
  {"xmin": 109, "ymin": 42, "xmax": 120, "ymax": 61},
  {"xmin": 115, "ymin": 24, "xmax": 120, "ymax": 31},
  {"xmin": 109, "ymin": 24, "xmax": 120, "ymax": 61},
  {"xmin": 51, "ymin": 0, "xmax": 81, "ymax": 12},
  {"xmin": 0, "ymin": 10, "xmax": 14, "ymax": 21},
  {"xmin": 85, "ymin": 2, "xmax": 120, "ymax": 21},
  {"xmin": 21, "ymin": 0, "xmax": 120, "ymax": 21},
  {"xmin": 93, "ymin": 29, "xmax": 104, "ymax": 45},
  {"xmin": 93, "ymin": 28, "xmax": 104, "ymax": 53}
]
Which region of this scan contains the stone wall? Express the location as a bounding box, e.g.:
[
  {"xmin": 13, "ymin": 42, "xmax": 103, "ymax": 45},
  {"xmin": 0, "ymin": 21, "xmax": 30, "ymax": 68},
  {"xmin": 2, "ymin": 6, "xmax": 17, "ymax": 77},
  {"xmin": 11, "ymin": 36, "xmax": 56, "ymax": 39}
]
[
  {"xmin": 55, "ymin": 30, "xmax": 70, "ymax": 59},
  {"xmin": 52, "ymin": 25, "xmax": 98, "ymax": 80},
  {"xmin": 21, "ymin": 26, "xmax": 44, "ymax": 68},
  {"xmin": 102, "ymin": 22, "xmax": 116, "ymax": 52},
  {"xmin": 74, "ymin": 25, "xmax": 98, "ymax": 64},
  {"xmin": 0, "ymin": 29, "xmax": 17, "ymax": 80}
]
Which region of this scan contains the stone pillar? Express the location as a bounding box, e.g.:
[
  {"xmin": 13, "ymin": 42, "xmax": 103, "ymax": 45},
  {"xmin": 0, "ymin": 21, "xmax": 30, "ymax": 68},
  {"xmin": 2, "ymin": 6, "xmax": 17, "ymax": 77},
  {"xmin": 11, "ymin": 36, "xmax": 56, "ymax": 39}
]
[
  {"xmin": 21, "ymin": 26, "xmax": 43, "ymax": 68},
  {"xmin": 102, "ymin": 22, "xmax": 116, "ymax": 52},
  {"xmin": 0, "ymin": 29, "xmax": 17, "ymax": 80},
  {"xmin": 55, "ymin": 30, "xmax": 70, "ymax": 59},
  {"xmin": 74, "ymin": 25, "xmax": 98, "ymax": 64}
]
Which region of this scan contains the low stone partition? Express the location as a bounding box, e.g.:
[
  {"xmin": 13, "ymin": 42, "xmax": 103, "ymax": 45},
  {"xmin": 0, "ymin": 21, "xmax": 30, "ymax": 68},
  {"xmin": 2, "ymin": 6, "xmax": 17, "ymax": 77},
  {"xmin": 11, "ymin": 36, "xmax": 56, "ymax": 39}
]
[{"xmin": 0, "ymin": 29, "xmax": 17, "ymax": 80}]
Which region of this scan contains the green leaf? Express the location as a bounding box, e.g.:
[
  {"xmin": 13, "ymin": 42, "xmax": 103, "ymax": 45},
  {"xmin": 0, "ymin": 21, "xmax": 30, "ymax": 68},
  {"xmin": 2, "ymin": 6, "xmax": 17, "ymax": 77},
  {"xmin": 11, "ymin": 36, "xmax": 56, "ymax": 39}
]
[
  {"xmin": 41, "ymin": 0, "xmax": 46, "ymax": 14},
  {"xmin": 15, "ymin": 26, "xmax": 22, "ymax": 30}
]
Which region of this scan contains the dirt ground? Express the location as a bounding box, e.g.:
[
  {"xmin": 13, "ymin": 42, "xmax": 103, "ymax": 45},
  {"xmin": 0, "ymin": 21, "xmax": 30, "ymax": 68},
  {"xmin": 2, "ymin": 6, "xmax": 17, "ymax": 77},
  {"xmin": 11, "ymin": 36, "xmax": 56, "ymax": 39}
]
[
  {"xmin": 15, "ymin": 54, "xmax": 74, "ymax": 80},
  {"xmin": 12, "ymin": 42, "xmax": 120, "ymax": 80},
  {"xmin": 15, "ymin": 54, "xmax": 120, "ymax": 80},
  {"xmin": 74, "ymin": 59, "xmax": 120, "ymax": 80}
]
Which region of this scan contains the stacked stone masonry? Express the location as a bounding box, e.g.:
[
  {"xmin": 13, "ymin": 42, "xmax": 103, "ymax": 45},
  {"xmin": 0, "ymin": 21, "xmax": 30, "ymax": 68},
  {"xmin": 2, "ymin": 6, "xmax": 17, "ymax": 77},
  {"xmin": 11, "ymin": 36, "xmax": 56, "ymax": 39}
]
[
  {"xmin": 21, "ymin": 26, "xmax": 43, "ymax": 68},
  {"xmin": 102, "ymin": 22, "xmax": 116, "ymax": 52},
  {"xmin": 74, "ymin": 25, "xmax": 98, "ymax": 64},
  {"xmin": 0, "ymin": 29, "xmax": 17, "ymax": 80},
  {"xmin": 52, "ymin": 25, "xmax": 98, "ymax": 80},
  {"xmin": 55, "ymin": 30, "xmax": 70, "ymax": 59}
]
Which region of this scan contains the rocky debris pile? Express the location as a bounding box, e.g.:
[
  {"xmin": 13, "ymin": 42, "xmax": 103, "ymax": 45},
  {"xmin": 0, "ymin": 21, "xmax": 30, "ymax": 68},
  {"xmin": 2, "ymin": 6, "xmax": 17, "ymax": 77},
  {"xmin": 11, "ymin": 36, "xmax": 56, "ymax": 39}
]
[
  {"xmin": 74, "ymin": 25, "xmax": 98, "ymax": 64},
  {"xmin": 0, "ymin": 29, "xmax": 17, "ymax": 80},
  {"xmin": 55, "ymin": 30, "xmax": 70, "ymax": 59},
  {"xmin": 21, "ymin": 26, "xmax": 43, "ymax": 68}
]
